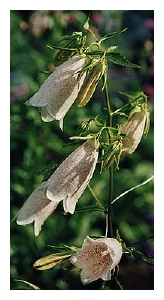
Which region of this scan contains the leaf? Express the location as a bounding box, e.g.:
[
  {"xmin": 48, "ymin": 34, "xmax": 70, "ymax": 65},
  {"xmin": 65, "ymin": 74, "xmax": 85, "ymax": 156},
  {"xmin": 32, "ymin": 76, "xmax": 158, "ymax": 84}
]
[
  {"xmin": 36, "ymin": 162, "xmax": 59, "ymax": 181},
  {"xmin": 106, "ymin": 52, "xmax": 140, "ymax": 68},
  {"xmin": 86, "ymin": 50, "xmax": 103, "ymax": 57},
  {"xmin": 83, "ymin": 16, "xmax": 90, "ymax": 30},
  {"xmin": 47, "ymin": 244, "xmax": 78, "ymax": 252},
  {"xmin": 131, "ymin": 247, "xmax": 154, "ymax": 265},
  {"xmin": 100, "ymin": 286, "xmax": 111, "ymax": 290},
  {"xmin": 114, "ymin": 277, "xmax": 124, "ymax": 289},
  {"xmin": 76, "ymin": 204, "xmax": 104, "ymax": 212},
  {"xmin": 99, "ymin": 28, "xmax": 128, "ymax": 43},
  {"xmin": 15, "ymin": 279, "xmax": 40, "ymax": 290},
  {"xmin": 94, "ymin": 115, "xmax": 106, "ymax": 127},
  {"xmin": 119, "ymin": 91, "xmax": 146, "ymax": 100}
]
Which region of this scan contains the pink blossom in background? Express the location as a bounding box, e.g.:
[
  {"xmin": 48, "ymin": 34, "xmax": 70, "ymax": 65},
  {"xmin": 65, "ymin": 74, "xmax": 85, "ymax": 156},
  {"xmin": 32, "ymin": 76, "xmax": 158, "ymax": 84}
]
[
  {"xmin": 92, "ymin": 13, "xmax": 104, "ymax": 24},
  {"xmin": 10, "ymin": 86, "xmax": 29, "ymax": 100},
  {"xmin": 145, "ymin": 19, "xmax": 154, "ymax": 30},
  {"xmin": 144, "ymin": 84, "xmax": 154, "ymax": 97}
]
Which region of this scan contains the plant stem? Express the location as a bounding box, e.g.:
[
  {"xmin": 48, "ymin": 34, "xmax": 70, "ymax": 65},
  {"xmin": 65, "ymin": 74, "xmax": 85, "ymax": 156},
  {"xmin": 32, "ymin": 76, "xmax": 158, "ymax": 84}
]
[
  {"xmin": 88, "ymin": 184, "xmax": 105, "ymax": 210},
  {"xmin": 104, "ymin": 81, "xmax": 114, "ymax": 238},
  {"xmin": 104, "ymin": 81, "xmax": 112, "ymax": 127},
  {"xmin": 108, "ymin": 165, "xmax": 113, "ymax": 237}
]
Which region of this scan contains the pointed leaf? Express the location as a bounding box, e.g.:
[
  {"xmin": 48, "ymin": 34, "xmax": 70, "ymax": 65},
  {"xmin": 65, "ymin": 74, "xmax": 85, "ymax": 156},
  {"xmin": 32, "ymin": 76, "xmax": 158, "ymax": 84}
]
[
  {"xmin": 84, "ymin": 16, "xmax": 90, "ymax": 30},
  {"xmin": 106, "ymin": 52, "xmax": 140, "ymax": 68},
  {"xmin": 15, "ymin": 280, "xmax": 40, "ymax": 290},
  {"xmin": 115, "ymin": 277, "xmax": 124, "ymax": 289},
  {"xmin": 131, "ymin": 247, "xmax": 154, "ymax": 265},
  {"xmin": 119, "ymin": 91, "xmax": 146, "ymax": 100},
  {"xmin": 99, "ymin": 28, "xmax": 127, "ymax": 43}
]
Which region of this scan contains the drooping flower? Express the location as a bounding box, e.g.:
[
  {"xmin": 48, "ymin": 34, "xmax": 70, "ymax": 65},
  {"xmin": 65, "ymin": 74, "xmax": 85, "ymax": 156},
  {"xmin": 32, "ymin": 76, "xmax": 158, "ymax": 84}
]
[
  {"xmin": 25, "ymin": 55, "xmax": 87, "ymax": 128},
  {"xmin": 70, "ymin": 236, "xmax": 122, "ymax": 285},
  {"xmin": 16, "ymin": 182, "xmax": 57, "ymax": 237},
  {"xmin": 16, "ymin": 139, "xmax": 99, "ymax": 236},
  {"xmin": 119, "ymin": 106, "xmax": 149, "ymax": 155}
]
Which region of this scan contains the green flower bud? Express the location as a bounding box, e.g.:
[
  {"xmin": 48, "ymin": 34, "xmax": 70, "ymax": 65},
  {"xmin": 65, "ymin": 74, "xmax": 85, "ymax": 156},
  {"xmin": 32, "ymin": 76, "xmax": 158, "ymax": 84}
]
[
  {"xmin": 33, "ymin": 253, "xmax": 71, "ymax": 271},
  {"xmin": 75, "ymin": 63, "xmax": 102, "ymax": 107}
]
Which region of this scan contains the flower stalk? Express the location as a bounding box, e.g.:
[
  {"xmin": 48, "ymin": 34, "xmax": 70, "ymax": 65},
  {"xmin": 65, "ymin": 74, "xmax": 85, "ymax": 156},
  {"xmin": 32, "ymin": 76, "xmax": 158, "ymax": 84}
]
[{"xmin": 104, "ymin": 79, "xmax": 114, "ymax": 238}]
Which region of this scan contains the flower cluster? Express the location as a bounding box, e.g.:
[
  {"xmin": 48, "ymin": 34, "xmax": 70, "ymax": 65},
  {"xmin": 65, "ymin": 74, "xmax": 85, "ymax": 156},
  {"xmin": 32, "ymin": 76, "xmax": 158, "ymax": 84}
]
[{"xmin": 15, "ymin": 23, "xmax": 151, "ymax": 287}]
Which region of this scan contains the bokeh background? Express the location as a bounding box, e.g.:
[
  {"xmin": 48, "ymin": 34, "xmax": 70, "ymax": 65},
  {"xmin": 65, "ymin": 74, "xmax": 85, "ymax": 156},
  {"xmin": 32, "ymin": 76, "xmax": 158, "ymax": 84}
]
[{"xmin": 10, "ymin": 10, "xmax": 154, "ymax": 290}]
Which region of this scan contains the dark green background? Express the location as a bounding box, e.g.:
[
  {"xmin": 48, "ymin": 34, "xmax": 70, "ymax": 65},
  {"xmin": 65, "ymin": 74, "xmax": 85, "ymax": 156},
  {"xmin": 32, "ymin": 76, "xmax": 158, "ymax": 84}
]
[{"xmin": 10, "ymin": 10, "xmax": 154, "ymax": 290}]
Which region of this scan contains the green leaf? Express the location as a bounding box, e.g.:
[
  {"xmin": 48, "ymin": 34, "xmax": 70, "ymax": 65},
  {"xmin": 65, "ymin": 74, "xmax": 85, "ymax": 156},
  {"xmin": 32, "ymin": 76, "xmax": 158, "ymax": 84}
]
[
  {"xmin": 36, "ymin": 162, "xmax": 59, "ymax": 181},
  {"xmin": 94, "ymin": 115, "xmax": 106, "ymax": 127},
  {"xmin": 84, "ymin": 16, "xmax": 90, "ymax": 30},
  {"xmin": 106, "ymin": 52, "xmax": 140, "ymax": 68},
  {"xmin": 86, "ymin": 50, "xmax": 103, "ymax": 57},
  {"xmin": 106, "ymin": 45, "xmax": 118, "ymax": 52},
  {"xmin": 47, "ymin": 244, "xmax": 78, "ymax": 252},
  {"xmin": 99, "ymin": 28, "xmax": 127, "ymax": 43},
  {"xmin": 15, "ymin": 279, "xmax": 40, "ymax": 290},
  {"xmin": 131, "ymin": 247, "xmax": 154, "ymax": 265},
  {"xmin": 119, "ymin": 91, "xmax": 146, "ymax": 100},
  {"xmin": 115, "ymin": 277, "xmax": 124, "ymax": 289},
  {"xmin": 100, "ymin": 286, "xmax": 111, "ymax": 290},
  {"xmin": 76, "ymin": 204, "xmax": 104, "ymax": 212}
]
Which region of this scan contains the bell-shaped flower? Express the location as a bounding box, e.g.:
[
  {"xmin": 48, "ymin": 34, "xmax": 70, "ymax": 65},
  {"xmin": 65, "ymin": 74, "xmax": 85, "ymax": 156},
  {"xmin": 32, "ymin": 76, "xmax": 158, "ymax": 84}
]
[
  {"xmin": 119, "ymin": 106, "xmax": 149, "ymax": 155},
  {"xmin": 16, "ymin": 139, "xmax": 99, "ymax": 236},
  {"xmin": 25, "ymin": 55, "xmax": 87, "ymax": 127},
  {"xmin": 16, "ymin": 182, "xmax": 57, "ymax": 237},
  {"xmin": 70, "ymin": 236, "xmax": 122, "ymax": 285}
]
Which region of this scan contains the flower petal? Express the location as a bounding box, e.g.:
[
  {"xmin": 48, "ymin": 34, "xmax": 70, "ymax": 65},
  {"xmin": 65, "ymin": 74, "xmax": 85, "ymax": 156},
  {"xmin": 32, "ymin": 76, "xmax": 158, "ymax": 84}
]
[
  {"xmin": 40, "ymin": 106, "xmax": 54, "ymax": 122},
  {"xmin": 70, "ymin": 236, "xmax": 122, "ymax": 285},
  {"xmin": 46, "ymin": 140, "xmax": 98, "ymax": 213},
  {"xmin": 33, "ymin": 201, "xmax": 57, "ymax": 236},
  {"xmin": 16, "ymin": 182, "xmax": 58, "ymax": 236},
  {"xmin": 26, "ymin": 56, "xmax": 86, "ymax": 122},
  {"xmin": 120, "ymin": 110, "xmax": 146, "ymax": 155},
  {"xmin": 70, "ymin": 238, "xmax": 113, "ymax": 284},
  {"xmin": 102, "ymin": 237, "xmax": 123, "ymax": 270}
]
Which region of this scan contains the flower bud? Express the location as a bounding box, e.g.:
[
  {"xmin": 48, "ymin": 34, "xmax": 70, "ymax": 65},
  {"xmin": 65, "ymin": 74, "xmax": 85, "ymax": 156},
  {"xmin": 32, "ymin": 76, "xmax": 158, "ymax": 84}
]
[
  {"xmin": 75, "ymin": 63, "xmax": 102, "ymax": 107},
  {"xmin": 33, "ymin": 253, "xmax": 71, "ymax": 271},
  {"xmin": 119, "ymin": 106, "xmax": 149, "ymax": 155},
  {"xmin": 16, "ymin": 139, "xmax": 98, "ymax": 236},
  {"xmin": 70, "ymin": 236, "xmax": 122, "ymax": 284},
  {"xmin": 25, "ymin": 56, "xmax": 87, "ymax": 125}
]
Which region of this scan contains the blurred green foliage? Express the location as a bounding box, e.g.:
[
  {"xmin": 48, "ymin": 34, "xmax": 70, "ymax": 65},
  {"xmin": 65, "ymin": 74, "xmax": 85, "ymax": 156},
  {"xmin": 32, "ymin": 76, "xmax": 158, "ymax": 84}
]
[{"xmin": 10, "ymin": 10, "xmax": 154, "ymax": 290}]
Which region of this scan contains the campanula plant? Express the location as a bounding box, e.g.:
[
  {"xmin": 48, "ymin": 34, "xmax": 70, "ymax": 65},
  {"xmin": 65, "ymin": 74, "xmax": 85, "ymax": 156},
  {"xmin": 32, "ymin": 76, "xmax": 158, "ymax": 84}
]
[{"xmin": 15, "ymin": 17, "xmax": 153, "ymax": 289}]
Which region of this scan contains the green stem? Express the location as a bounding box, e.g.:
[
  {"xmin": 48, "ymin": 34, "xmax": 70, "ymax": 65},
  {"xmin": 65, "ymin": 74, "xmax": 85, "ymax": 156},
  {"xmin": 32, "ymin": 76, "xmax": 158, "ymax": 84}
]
[
  {"xmin": 108, "ymin": 165, "xmax": 113, "ymax": 237},
  {"xmin": 104, "ymin": 82, "xmax": 112, "ymax": 127},
  {"xmin": 88, "ymin": 184, "xmax": 105, "ymax": 210},
  {"xmin": 104, "ymin": 81, "xmax": 114, "ymax": 238}
]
